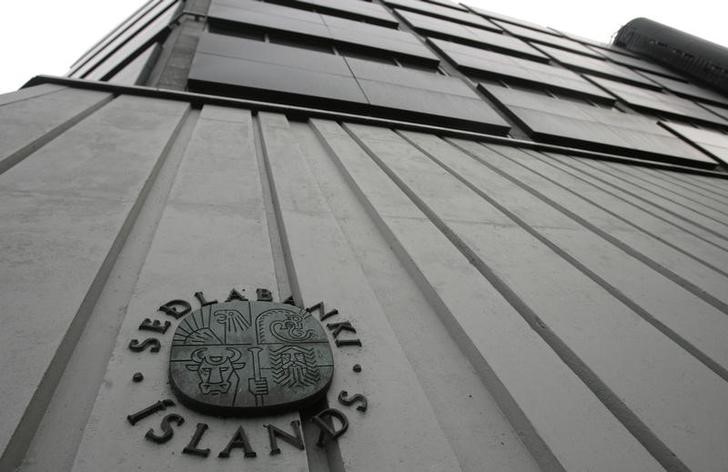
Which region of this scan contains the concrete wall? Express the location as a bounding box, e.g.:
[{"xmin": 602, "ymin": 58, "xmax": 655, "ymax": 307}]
[{"xmin": 2, "ymin": 85, "xmax": 728, "ymax": 472}]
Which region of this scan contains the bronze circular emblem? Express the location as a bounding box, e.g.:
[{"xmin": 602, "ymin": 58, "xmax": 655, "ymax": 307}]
[{"xmin": 169, "ymin": 301, "xmax": 334, "ymax": 416}]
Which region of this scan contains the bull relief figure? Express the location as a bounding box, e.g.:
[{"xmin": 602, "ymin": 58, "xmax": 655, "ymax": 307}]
[
  {"xmin": 171, "ymin": 306, "xmax": 269, "ymax": 408},
  {"xmin": 170, "ymin": 299, "xmax": 333, "ymax": 416}
]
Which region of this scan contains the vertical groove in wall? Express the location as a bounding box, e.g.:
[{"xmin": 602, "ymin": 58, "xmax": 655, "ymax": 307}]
[
  {"xmin": 665, "ymin": 169, "xmax": 728, "ymax": 197},
  {"xmin": 525, "ymin": 149, "xmax": 728, "ymax": 264},
  {"xmin": 584, "ymin": 158, "xmax": 728, "ymax": 224},
  {"xmin": 0, "ymin": 94, "xmax": 116, "ymax": 176},
  {"xmin": 1, "ymin": 105, "xmax": 196, "ymax": 472},
  {"xmin": 252, "ymin": 113, "xmax": 340, "ymax": 472},
  {"xmin": 343, "ymin": 124, "xmax": 691, "ymax": 472},
  {"xmin": 312, "ymin": 121, "xmax": 557, "ymax": 472},
  {"xmin": 0, "ymin": 84, "xmax": 64, "ymax": 107},
  {"xmin": 20, "ymin": 107, "xmax": 200, "ymax": 472},
  {"xmin": 252, "ymin": 112, "xmax": 293, "ymax": 303},
  {"xmin": 372, "ymin": 0, "xmax": 530, "ymax": 140},
  {"xmin": 430, "ymin": 135, "xmax": 728, "ymax": 383},
  {"xmin": 515, "ymin": 149, "xmax": 728, "ymax": 314},
  {"xmin": 641, "ymin": 166, "xmax": 728, "ymax": 205},
  {"xmin": 553, "ymin": 153, "xmax": 728, "ymax": 243},
  {"xmin": 619, "ymin": 163, "xmax": 728, "ymax": 211}
]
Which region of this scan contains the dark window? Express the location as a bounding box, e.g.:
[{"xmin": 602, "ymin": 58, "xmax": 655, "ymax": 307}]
[
  {"xmin": 208, "ymin": 23, "xmax": 266, "ymax": 42},
  {"xmin": 269, "ymin": 33, "xmax": 335, "ymax": 54}
]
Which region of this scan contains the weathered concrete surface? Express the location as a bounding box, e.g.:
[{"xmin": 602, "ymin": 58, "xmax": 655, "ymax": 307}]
[
  {"xmin": 435, "ymin": 137, "xmax": 728, "ymax": 377},
  {"xmin": 259, "ymin": 112, "xmax": 463, "ymax": 472},
  {"xmin": 295, "ymin": 120, "xmax": 540, "ymax": 472},
  {"xmin": 346, "ymin": 123, "xmax": 728, "ymax": 472},
  {"xmin": 0, "ymin": 94, "xmax": 189, "ymax": 470},
  {"xmin": 0, "ymin": 87, "xmax": 112, "ymax": 173},
  {"xmin": 2, "ymin": 87, "xmax": 728, "ymax": 472},
  {"xmin": 71, "ymin": 106, "xmax": 309, "ymax": 472},
  {"xmin": 328, "ymin": 121, "xmax": 664, "ymax": 472}
]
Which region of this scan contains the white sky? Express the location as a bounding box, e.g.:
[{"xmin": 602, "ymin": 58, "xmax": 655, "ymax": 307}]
[{"xmin": 1, "ymin": 0, "xmax": 726, "ymax": 95}]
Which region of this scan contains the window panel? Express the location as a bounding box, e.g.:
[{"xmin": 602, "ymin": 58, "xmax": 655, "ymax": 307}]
[
  {"xmin": 189, "ymin": 32, "xmax": 510, "ymax": 133},
  {"xmin": 263, "ymin": 0, "xmax": 399, "ymax": 28},
  {"xmin": 383, "ymin": 0, "xmax": 496, "ymax": 29},
  {"xmin": 399, "ymin": 10, "xmax": 549, "ymax": 63},
  {"xmin": 430, "ymin": 38, "xmax": 615, "ymax": 103},
  {"xmin": 208, "ymin": 0, "xmax": 439, "ymax": 66},
  {"xmin": 639, "ymin": 71, "xmax": 728, "ymax": 107},
  {"xmin": 587, "ymin": 75, "xmax": 728, "ymax": 127},
  {"xmin": 661, "ymin": 122, "xmax": 728, "ymax": 165},
  {"xmin": 492, "ymin": 20, "xmax": 604, "ymax": 58},
  {"xmin": 480, "ymin": 83, "xmax": 718, "ymax": 167},
  {"xmin": 537, "ymin": 45, "xmax": 660, "ymax": 89}
]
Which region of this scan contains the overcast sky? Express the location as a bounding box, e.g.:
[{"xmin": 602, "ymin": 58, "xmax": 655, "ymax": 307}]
[{"xmin": 1, "ymin": 0, "xmax": 726, "ymax": 95}]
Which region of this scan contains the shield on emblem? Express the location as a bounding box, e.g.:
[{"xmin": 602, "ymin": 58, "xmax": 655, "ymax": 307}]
[{"xmin": 169, "ymin": 301, "xmax": 334, "ymax": 416}]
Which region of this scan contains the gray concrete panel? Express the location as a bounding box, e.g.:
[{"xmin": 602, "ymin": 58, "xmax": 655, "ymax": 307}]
[
  {"xmin": 292, "ymin": 120, "xmax": 540, "ymax": 472},
  {"xmin": 0, "ymin": 84, "xmax": 64, "ymax": 106},
  {"xmin": 433, "ymin": 137, "xmax": 728, "ymax": 377},
  {"xmin": 338, "ymin": 122, "xmax": 664, "ymax": 472},
  {"xmin": 0, "ymin": 94, "xmax": 190, "ymax": 469},
  {"xmin": 346, "ymin": 125, "xmax": 728, "ymax": 472},
  {"xmin": 570, "ymin": 156, "xmax": 728, "ymax": 239},
  {"xmin": 492, "ymin": 149, "xmax": 728, "ymax": 307},
  {"xmin": 69, "ymin": 106, "xmax": 309, "ymax": 472},
  {"xmin": 0, "ymin": 88, "xmax": 113, "ymax": 174},
  {"xmin": 258, "ymin": 112, "xmax": 464, "ymax": 471}
]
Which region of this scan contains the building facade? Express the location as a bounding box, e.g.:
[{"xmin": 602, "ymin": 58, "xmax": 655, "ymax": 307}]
[{"xmin": 2, "ymin": 1, "xmax": 728, "ymax": 471}]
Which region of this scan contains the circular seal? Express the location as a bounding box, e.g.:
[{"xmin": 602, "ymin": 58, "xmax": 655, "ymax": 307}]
[{"xmin": 169, "ymin": 301, "xmax": 334, "ymax": 416}]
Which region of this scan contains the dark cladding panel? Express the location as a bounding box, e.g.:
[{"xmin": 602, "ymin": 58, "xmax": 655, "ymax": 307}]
[
  {"xmin": 641, "ymin": 71, "xmax": 728, "ymax": 107},
  {"xmin": 397, "ymin": 8, "xmax": 502, "ymax": 37},
  {"xmin": 208, "ymin": 0, "xmax": 438, "ymax": 65},
  {"xmin": 189, "ymin": 52, "xmax": 368, "ymax": 103},
  {"xmin": 358, "ymin": 79, "xmax": 510, "ymax": 133},
  {"xmin": 345, "ymin": 58, "xmax": 511, "ymax": 134},
  {"xmin": 480, "ymin": 84, "xmax": 718, "ymax": 167},
  {"xmin": 383, "ymin": 0, "xmax": 497, "ymax": 29},
  {"xmin": 189, "ymin": 34, "xmax": 367, "ymax": 104},
  {"xmin": 537, "ymin": 45, "xmax": 659, "ymax": 88},
  {"xmin": 209, "ymin": 2, "xmax": 329, "ymax": 37},
  {"xmin": 346, "ymin": 57, "xmax": 471, "ymax": 96},
  {"xmin": 266, "ymin": 0, "xmax": 399, "ymax": 28},
  {"xmin": 491, "ymin": 20, "xmax": 603, "ymax": 58},
  {"xmin": 399, "ymin": 11, "xmax": 548, "ymax": 63},
  {"xmin": 188, "ymin": 33, "xmax": 507, "ymax": 133},
  {"xmin": 466, "ymin": 5, "xmax": 557, "ymax": 36},
  {"xmin": 555, "ymin": 30, "xmax": 643, "ymax": 58},
  {"xmin": 587, "ymin": 75, "xmax": 728, "ymax": 127},
  {"xmin": 430, "ymin": 39, "xmax": 614, "ymax": 103},
  {"xmin": 661, "ymin": 122, "xmax": 728, "ymax": 165},
  {"xmin": 587, "ymin": 47, "xmax": 685, "ymax": 80},
  {"xmin": 195, "ymin": 32, "xmax": 352, "ymax": 75},
  {"xmin": 321, "ymin": 15, "xmax": 438, "ymax": 65}
]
